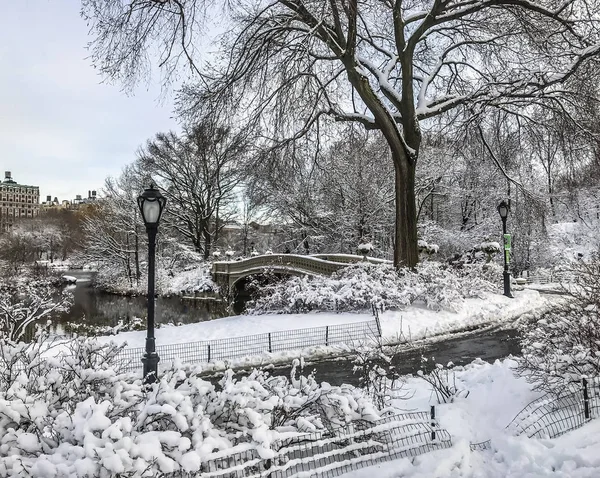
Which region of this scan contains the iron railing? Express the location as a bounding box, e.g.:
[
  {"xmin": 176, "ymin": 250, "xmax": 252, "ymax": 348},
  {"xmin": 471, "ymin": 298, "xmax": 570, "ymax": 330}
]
[
  {"xmin": 164, "ymin": 410, "xmax": 451, "ymax": 478},
  {"xmin": 506, "ymin": 378, "xmax": 600, "ymax": 439},
  {"xmin": 116, "ymin": 319, "xmax": 379, "ymax": 373}
]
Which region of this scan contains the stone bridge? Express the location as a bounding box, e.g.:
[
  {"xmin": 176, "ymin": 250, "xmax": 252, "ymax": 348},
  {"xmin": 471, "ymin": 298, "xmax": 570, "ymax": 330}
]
[{"xmin": 211, "ymin": 253, "xmax": 391, "ymax": 290}]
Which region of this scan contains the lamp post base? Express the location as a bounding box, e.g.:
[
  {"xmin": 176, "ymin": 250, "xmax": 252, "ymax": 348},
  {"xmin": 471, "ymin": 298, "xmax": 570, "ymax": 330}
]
[
  {"xmin": 503, "ymin": 271, "xmax": 514, "ymax": 298},
  {"xmin": 142, "ymin": 352, "xmax": 160, "ymax": 384}
]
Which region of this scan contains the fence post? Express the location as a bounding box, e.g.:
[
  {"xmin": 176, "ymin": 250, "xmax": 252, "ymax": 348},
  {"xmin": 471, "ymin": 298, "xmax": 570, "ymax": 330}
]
[
  {"xmin": 430, "ymin": 405, "xmax": 436, "ymax": 441},
  {"xmin": 207, "ymin": 344, "xmax": 211, "ymax": 362},
  {"xmin": 583, "ymin": 378, "xmax": 590, "ymax": 420},
  {"xmin": 325, "ymin": 326, "xmax": 329, "ymax": 346},
  {"xmin": 268, "ymin": 333, "xmax": 272, "ymax": 353},
  {"xmin": 375, "ymin": 311, "xmax": 382, "ymax": 337}
]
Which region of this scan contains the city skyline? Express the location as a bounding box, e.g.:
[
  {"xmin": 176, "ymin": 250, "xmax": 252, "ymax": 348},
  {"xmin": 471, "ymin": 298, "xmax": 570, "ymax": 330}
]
[{"xmin": 0, "ymin": 2, "xmax": 179, "ymax": 202}]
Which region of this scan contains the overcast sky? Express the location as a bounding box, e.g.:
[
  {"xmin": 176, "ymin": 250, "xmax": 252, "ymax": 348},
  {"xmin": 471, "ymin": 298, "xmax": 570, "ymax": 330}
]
[{"xmin": 0, "ymin": 1, "xmax": 179, "ymax": 202}]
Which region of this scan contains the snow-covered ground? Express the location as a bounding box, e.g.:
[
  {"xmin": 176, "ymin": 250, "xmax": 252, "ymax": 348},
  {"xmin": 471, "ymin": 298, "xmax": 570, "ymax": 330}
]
[
  {"xmin": 342, "ymin": 358, "xmax": 600, "ymax": 478},
  {"xmin": 97, "ymin": 289, "xmax": 550, "ymax": 352},
  {"xmin": 381, "ymin": 288, "xmax": 548, "ymax": 343}
]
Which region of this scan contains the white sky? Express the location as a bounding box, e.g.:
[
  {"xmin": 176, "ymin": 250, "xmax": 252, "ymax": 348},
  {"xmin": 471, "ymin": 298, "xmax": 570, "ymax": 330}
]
[{"xmin": 0, "ymin": 1, "xmax": 179, "ymax": 202}]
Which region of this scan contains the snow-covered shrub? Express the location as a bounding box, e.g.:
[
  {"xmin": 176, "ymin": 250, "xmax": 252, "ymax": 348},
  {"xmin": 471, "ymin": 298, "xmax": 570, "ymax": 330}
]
[
  {"xmin": 515, "ymin": 254, "xmax": 600, "ymax": 393},
  {"xmin": 516, "ymin": 305, "xmax": 600, "ymax": 394},
  {"xmin": 0, "ymin": 338, "xmax": 381, "ymax": 476},
  {"xmin": 353, "ymin": 340, "xmax": 412, "ymax": 410},
  {"xmin": 248, "ymin": 262, "xmax": 498, "ymax": 314},
  {"xmin": 0, "ymin": 280, "xmax": 73, "ymax": 341},
  {"xmin": 418, "ymin": 357, "xmax": 469, "ymax": 404},
  {"xmin": 476, "ymin": 241, "xmax": 501, "ymax": 263},
  {"xmin": 357, "ymin": 242, "xmax": 373, "ymax": 256},
  {"xmin": 225, "ymin": 249, "xmax": 235, "ymax": 259},
  {"xmin": 418, "ymin": 239, "xmax": 439, "ymax": 256},
  {"xmin": 95, "ymin": 261, "xmax": 218, "ymax": 297},
  {"xmin": 248, "ymin": 263, "xmax": 416, "ymax": 313}
]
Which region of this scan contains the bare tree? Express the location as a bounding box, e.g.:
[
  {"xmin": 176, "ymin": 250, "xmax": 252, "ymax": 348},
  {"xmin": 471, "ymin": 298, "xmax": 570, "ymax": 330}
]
[
  {"xmin": 83, "ymin": 0, "xmax": 600, "ymax": 267},
  {"xmin": 136, "ymin": 120, "xmax": 251, "ymax": 259}
]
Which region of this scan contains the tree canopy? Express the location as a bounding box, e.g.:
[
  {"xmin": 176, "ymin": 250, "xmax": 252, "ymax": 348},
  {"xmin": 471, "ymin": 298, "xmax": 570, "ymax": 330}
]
[{"xmin": 83, "ymin": 0, "xmax": 600, "ymax": 266}]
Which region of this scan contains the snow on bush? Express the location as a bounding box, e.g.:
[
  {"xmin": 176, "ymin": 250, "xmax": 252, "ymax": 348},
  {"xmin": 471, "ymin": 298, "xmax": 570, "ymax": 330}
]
[
  {"xmin": 94, "ymin": 262, "xmax": 218, "ymax": 297},
  {"xmin": 516, "ymin": 304, "xmax": 600, "ymax": 394},
  {"xmin": 0, "ymin": 338, "xmax": 380, "ymax": 476},
  {"xmin": 418, "ymin": 239, "xmax": 439, "ymax": 255},
  {"xmin": 248, "ymin": 261, "xmax": 498, "ymax": 314},
  {"xmin": 516, "ymin": 254, "xmax": 600, "ymax": 393},
  {"xmin": 357, "ymin": 242, "xmax": 373, "ymax": 255},
  {"xmin": 0, "ymin": 279, "xmax": 73, "ymax": 341}
]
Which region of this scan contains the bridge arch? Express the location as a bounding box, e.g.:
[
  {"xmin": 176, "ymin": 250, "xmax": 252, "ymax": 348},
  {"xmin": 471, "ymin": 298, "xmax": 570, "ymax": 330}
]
[{"xmin": 212, "ymin": 253, "xmax": 391, "ymax": 292}]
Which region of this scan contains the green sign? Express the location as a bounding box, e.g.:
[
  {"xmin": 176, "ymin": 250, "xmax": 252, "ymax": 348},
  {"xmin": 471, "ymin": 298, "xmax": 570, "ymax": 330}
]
[{"xmin": 503, "ymin": 234, "xmax": 511, "ymax": 251}]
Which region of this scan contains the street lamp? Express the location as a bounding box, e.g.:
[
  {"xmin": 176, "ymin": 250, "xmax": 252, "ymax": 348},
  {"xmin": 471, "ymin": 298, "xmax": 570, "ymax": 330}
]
[
  {"xmin": 137, "ymin": 184, "xmax": 167, "ymax": 383},
  {"xmin": 497, "ymin": 200, "xmax": 514, "ymax": 298}
]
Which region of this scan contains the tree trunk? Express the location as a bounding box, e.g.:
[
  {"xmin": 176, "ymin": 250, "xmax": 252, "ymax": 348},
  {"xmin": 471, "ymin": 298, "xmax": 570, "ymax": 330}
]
[
  {"xmin": 203, "ymin": 230, "xmax": 212, "ymax": 260},
  {"xmin": 393, "ymin": 155, "xmax": 419, "ymax": 268}
]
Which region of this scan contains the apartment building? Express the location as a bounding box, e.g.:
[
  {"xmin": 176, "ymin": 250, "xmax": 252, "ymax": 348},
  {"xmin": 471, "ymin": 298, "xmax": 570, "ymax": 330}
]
[{"xmin": 0, "ymin": 171, "xmax": 40, "ymax": 232}]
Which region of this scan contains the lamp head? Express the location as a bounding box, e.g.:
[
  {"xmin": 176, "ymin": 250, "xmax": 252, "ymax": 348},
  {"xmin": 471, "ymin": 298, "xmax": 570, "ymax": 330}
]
[
  {"xmin": 497, "ymin": 200, "xmax": 509, "ymax": 220},
  {"xmin": 138, "ymin": 184, "xmax": 167, "ymax": 226}
]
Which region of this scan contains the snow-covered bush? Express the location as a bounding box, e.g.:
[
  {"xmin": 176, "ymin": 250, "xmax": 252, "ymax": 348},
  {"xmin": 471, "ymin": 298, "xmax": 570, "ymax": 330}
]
[
  {"xmin": 353, "ymin": 340, "xmax": 411, "ymax": 410},
  {"xmin": 417, "ymin": 357, "xmax": 469, "ymax": 404},
  {"xmin": 225, "ymin": 249, "xmax": 235, "ymax": 259},
  {"xmin": 0, "ymin": 280, "xmax": 73, "ymax": 341},
  {"xmin": 418, "ymin": 239, "xmax": 439, "ymax": 256},
  {"xmin": 94, "ymin": 261, "xmax": 218, "ymax": 296},
  {"xmin": 515, "ymin": 254, "xmax": 600, "ymax": 393},
  {"xmin": 0, "ymin": 338, "xmax": 381, "ymax": 476},
  {"xmin": 248, "ymin": 262, "xmax": 497, "ymax": 314},
  {"xmin": 516, "ymin": 305, "xmax": 600, "ymax": 394},
  {"xmin": 476, "ymin": 241, "xmax": 501, "ymax": 263},
  {"xmin": 357, "ymin": 242, "xmax": 373, "ymax": 256}
]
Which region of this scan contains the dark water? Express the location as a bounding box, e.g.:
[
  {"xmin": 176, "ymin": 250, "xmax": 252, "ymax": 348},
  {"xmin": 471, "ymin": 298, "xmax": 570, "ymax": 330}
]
[
  {"xmin": 53, "ymin": 270, "xmax": 228, "ymax": 334},
  {"xmin": 204, "ymin": 328, "xmax": 522, "ymax": 387}
]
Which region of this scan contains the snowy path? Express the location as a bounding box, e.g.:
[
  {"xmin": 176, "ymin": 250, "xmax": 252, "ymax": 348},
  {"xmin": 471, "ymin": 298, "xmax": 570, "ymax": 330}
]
[{"xmin": 97, "ymin": 289, "xmax": 549, "ymax": 351}]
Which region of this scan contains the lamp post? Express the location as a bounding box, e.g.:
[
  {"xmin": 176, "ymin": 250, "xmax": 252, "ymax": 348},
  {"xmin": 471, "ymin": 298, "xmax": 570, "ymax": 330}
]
[
  {"xmin": 137, "ymin": 184, "xmax": 167, "ymax": 383},
  {"xmin": 497, "ymin": 200, "xmax": 514, "ymax": 298}
]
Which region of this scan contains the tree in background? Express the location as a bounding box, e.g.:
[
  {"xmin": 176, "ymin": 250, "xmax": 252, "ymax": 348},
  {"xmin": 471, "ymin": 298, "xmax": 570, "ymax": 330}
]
[
  {"xmin": 137, "ymin": 121, "xmax": 251, "ymax": 259},
  {"xmin": 84, "ymin": 0, "xmax": 600, "ymax": 268},
  {"xmin": 77, "ymin": 166, "xmax": 144, "ymax": 287}
]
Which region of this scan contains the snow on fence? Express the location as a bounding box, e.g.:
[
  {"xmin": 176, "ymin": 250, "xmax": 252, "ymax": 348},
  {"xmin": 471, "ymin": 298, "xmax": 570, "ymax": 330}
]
[
  {"xmin": 116, "ymin": 319, "xmax": 380, "ymax": 373},
  {"xmin": 524, "ymin": 270, "xmax": 576, "ymax": 285},
  {"xmin": 506, "ymin": 378, "xmax": 600, "ymax": 439},
  {"xmin": 165, "ymin": 411, "xmax": 451, "ymax": 478}
]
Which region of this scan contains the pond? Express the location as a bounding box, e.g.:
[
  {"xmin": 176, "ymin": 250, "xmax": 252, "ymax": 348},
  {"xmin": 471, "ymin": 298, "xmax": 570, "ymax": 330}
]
[{"xmin": 51, "ymin": 270, "xmax": 229, "ymax": 335}]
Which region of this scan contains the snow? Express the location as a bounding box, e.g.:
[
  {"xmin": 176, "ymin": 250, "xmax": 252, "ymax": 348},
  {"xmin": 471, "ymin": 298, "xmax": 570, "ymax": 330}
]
[
  {"xmin": 97, "ymin": 289, "xmax": 549, "ymax": 359},
  {"xmin": 341, "ymin": 358, "xmax": 600, "ymax": 478},
  {"xmin": 382, "ymin": 289, "xmax": 548, "ymax": 343},
  {"xmin": 96, "ymin": 312, "xmax": 369, "ymax": 348}
]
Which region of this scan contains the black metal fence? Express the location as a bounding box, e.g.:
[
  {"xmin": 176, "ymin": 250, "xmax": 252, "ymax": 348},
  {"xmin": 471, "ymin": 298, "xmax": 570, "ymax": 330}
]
[
  {"xmin": 524, "ymin": 270, "xmax": 575, "ymax": 285},
  {"xmin": 166, "ymin": 410, "xmax": 451, "ymax": 478},
  {"xmin": 506, "ymin": 378, "xmax": 600, "ymax": 439},
  {"xmin": 116, "ymin": 319, "xmax": 380, "ymax": 373}
]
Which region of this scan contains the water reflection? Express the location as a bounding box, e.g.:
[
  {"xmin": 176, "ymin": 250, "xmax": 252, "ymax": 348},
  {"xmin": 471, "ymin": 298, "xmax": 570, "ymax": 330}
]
[{"xmin": 52, "ymin": 271, "xmax": 228, "ymax": 334}]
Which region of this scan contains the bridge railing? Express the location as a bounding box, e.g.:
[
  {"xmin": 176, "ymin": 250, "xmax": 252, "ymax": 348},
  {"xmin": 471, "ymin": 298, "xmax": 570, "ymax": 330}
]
[
  {"xmin": 212, "ymin": 254, "xmax": 392, "ymax": 279},
  {"xmin": 212, "ymin": 254, "xmax": 348, "ymax": 277},
  {"xmin": 311, "ymin": 253, "xmax": 392, "ymax": 264}
]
